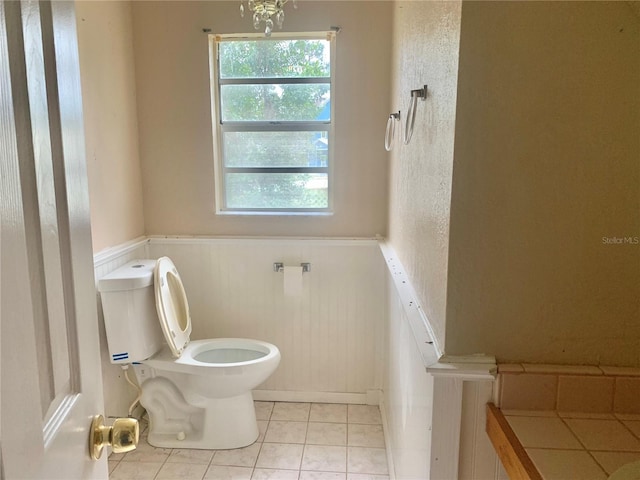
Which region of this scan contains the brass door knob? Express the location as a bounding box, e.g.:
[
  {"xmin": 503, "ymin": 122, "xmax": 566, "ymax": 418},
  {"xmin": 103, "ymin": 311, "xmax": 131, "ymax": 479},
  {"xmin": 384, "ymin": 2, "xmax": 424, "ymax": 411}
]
[{"xmin": 89, "ymin": 414, "xmax": 139, "ymax": 460}]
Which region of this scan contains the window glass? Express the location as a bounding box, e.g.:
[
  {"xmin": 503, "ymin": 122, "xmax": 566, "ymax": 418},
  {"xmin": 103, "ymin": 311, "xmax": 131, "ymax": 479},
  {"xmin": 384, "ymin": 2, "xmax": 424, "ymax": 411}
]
[
  {"xmin": 225, "ymin": 173, "xmax": 329, "ymax": 209},
  {"xmin": 219, "ymin": 39, "xmax": 330, "ymax": 79},
  {"xmin": 212, "ymin": 33, "xmax": 334, "ymax": 213},
  {"xmin": 220, "ymin": 84, "xmax": 330, "ymax": 122},
  {"xmin": 223, "ymin": 131, "xmax": 329, "ymax": 168}
]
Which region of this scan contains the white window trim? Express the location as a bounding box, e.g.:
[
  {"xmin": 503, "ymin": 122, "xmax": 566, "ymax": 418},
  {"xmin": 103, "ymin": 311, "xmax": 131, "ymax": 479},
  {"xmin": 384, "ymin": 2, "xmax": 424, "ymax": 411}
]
[{"xmin": 208, "ymin": 32, "xmax": 336, "ymax": 215}]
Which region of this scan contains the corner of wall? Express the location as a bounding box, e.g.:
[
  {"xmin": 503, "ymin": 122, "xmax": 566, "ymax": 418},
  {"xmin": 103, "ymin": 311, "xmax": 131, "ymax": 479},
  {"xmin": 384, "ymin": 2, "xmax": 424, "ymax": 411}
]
[
  {"xmin": 76, "ymin": 0, "xmax": 145, "ymax": 253},
  {"xmin": 386, "ymin": 0, "xmax": 463, "ymax": 352},
  {"xmin": 446, "ymin": 1, "xmax": 640, "ymax": 365}
]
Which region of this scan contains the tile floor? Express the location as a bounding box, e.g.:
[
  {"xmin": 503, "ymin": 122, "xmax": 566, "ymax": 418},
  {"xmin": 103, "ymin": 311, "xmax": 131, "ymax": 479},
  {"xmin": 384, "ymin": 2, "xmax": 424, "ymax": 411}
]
[
  {"xmin": 109, "ymin": 402, "xmax": 389, "ymax": 480},
  {"xmin": 503, "ymin": 410, "xmax": 640, "ymax": 479}
]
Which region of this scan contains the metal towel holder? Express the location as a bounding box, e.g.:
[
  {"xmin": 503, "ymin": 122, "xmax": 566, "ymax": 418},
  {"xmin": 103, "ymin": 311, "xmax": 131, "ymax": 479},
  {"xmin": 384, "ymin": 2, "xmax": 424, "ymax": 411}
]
[{"xmin": 404, "ymin": 85, "xmax": 427, "ymax": 145}]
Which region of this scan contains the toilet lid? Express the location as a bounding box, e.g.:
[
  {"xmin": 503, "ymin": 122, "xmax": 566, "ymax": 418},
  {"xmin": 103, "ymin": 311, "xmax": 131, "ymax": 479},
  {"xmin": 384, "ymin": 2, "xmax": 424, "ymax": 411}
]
[{"xmin": 154, "ymin": 257, "xmax": 192, "ymax": 357}]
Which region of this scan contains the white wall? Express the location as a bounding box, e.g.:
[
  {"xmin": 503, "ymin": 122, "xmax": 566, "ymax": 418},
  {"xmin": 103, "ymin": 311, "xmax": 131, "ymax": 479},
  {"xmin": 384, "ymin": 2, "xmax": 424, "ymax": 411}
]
[{"xmin": 131, "ymin": 1, "xmax": 391, "ymax": 238}]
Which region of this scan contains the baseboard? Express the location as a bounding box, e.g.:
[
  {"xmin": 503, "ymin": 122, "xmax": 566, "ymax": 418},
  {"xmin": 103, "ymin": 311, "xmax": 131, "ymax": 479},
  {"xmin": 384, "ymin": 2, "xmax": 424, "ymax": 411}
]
[
  {"xmin": 252, "ymin": 390, "xmax": 372, "ymax": 405},
  {"xmin": 379, "ymin": 395, "xmax": 397, "ymax": 480}
]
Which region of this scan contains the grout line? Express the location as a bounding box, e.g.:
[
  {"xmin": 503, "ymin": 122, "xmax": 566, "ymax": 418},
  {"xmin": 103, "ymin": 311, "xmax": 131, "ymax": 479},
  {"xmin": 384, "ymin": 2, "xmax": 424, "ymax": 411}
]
[
  {"xmin": 202, "ymin": 447, "xmax": 215, "ymax": 480},
  {"xmin": 557, "ymin": 416, "xmax": 589, "ymax": 451},
  {"xmin": 150, "ymin": 445, "xmax": 172, "ymax": 480},
  {"xmin": 619, "ymin": 418, "xmax": 640, "ymax": 442},
  {"xmin": 558, "ymin": 416, "xmax": 630, "ymax": 478},
  {"xmin": 253, "ymin": 437, "xmax": 265, "ymax": 479},
  {"xmin": 584, "ymin": 449, "xmax": 610, "ymax": 477}
]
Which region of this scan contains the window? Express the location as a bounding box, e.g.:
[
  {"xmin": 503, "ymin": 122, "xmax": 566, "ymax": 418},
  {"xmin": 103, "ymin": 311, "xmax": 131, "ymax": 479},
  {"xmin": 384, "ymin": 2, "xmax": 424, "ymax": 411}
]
[{"xmin": 210, "ymin": 33, "xmax": 335, "ymax": 214}]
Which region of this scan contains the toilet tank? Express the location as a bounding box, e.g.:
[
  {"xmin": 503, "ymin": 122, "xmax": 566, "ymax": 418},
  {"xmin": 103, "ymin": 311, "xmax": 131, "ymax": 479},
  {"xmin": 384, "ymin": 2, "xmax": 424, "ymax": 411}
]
[{"xmin": 98, "ymin": 259, "xmax": 165, "ymax": 364}]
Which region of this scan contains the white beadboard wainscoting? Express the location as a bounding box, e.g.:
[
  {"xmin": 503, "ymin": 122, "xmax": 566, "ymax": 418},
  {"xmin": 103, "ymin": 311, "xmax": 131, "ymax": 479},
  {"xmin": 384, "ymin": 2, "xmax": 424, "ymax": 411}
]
[
  {"xmin": 383, "ymin": 271, "xmax": 435, "ymax": 479},
  {"xmin": 379, "ymin": 241, "xmax": 499, "ymax": 480}
]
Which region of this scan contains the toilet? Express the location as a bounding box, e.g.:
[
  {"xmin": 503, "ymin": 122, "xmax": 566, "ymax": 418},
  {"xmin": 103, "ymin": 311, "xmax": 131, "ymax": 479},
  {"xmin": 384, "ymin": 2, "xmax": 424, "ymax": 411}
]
[{"xmin": 98, "ymin": 257, "xmax": 280, "ymax": 450}]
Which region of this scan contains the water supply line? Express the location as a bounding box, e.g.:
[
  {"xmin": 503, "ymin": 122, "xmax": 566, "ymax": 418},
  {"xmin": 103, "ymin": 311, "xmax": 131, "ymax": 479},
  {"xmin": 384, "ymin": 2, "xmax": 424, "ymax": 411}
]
[
  {"xmin": 384, "ymin": 111, "xmax": 401, "ymax": 151},
  {"xmin": 122, "ymin": 364, "xmax": 142, "ymax": 418},
  {"xmin": 403, "ymin": 85, "xmax": 428, "ymax": 145}
]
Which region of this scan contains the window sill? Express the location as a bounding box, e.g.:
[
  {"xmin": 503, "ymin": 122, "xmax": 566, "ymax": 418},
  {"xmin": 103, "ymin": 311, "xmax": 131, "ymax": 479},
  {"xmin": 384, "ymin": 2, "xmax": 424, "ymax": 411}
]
[{"xmin": 216, "ymin": 211, "xmax": 334, "ymax": 217}]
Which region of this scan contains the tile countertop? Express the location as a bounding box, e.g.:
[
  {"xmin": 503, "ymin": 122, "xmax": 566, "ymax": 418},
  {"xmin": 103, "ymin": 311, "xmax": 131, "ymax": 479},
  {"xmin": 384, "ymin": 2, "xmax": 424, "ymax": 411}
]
[{"xmin": 501, "ymin": 409, "xmax": 640, "ymax": 479}]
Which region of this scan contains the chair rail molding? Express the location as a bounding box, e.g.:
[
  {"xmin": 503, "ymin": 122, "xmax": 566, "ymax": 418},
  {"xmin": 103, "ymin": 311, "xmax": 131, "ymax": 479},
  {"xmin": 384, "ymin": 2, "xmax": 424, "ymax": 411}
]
[{"xmin": 378, "ymin": 239, "xmax": 498, "ymax": 480}]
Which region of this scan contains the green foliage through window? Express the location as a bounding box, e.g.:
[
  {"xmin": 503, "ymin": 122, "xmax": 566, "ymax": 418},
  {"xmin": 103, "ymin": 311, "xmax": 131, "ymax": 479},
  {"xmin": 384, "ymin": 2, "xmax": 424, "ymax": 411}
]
[
  {"xmin": 219, "ymin": 39, "xmax": 330, "ymax": 78},
  {"xmin": 213, "ymin": 34, "xmax": 333, "ymax": 212}
]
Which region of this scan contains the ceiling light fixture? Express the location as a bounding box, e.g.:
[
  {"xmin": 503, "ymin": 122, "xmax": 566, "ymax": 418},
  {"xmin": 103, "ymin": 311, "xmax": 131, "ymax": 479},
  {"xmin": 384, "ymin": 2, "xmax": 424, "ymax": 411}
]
[{"xmin": 239, "ymin": 0, "xmax": 298, "ymax": 37}]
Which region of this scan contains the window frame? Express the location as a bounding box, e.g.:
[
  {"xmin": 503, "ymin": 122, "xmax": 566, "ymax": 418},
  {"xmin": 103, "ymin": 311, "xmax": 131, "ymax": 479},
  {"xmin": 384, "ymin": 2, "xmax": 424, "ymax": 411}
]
[{"xmin": 209, "ymin": 32, "xmax": 336, "ymax": 215}]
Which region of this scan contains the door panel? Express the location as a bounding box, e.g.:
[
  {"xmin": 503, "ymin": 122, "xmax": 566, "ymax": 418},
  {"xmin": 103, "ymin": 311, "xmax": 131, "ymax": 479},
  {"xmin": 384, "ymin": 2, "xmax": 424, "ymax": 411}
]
[{"xmin": 1, "ymin": 1, "xmax": 107, "ymax": 478}]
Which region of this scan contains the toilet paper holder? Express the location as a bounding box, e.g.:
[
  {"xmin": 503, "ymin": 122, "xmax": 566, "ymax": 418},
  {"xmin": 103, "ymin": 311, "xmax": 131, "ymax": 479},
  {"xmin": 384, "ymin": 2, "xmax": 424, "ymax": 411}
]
[{"xmin": 273, "ymin": 263, "xmax": 311, "ymax": 273}]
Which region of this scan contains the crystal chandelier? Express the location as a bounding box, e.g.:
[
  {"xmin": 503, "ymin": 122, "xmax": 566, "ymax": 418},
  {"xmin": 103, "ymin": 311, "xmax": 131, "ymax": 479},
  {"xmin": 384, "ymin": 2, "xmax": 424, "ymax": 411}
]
[{"xmin": 239, "ymin": 0, "xmax": 298, "ymax": 37}]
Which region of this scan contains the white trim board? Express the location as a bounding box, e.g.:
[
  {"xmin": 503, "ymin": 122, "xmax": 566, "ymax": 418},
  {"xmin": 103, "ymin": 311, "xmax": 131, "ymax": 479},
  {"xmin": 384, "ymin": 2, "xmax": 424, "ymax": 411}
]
[
  {"xmin": 94, "ymin": 236, "xmax": 381, "ymax": 266},
  {"xmin": 147, "ymin": 235, "xmax": 380, "ymax": 247},
  {"xmin": 93, "ymin": 236, "xmax": 149, "ymax": 267},
  {"xmin": 378, "ymin": 240, "xmax": 444, "ymax": 360},
  {"xmin": 378, "ymin": 396, "xmax": 397, "ymax": 480},
  {"xmin": 378, "ymin": 240, "xmax": 496, "ymax": 379}
]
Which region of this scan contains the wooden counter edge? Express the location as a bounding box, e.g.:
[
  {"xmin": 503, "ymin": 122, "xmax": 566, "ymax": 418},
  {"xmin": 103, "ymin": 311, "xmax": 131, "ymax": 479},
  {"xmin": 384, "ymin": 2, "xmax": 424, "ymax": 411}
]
[{"xmin": 486, "ymin": 403, "xmax": 543, "ymax": 480}]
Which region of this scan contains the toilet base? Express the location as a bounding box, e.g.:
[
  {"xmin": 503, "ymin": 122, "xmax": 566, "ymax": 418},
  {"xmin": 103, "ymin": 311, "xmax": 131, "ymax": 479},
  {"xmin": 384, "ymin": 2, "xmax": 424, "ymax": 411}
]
[{"xmin": 141, "ymin": 377, "xmax": 259, "ymax": 450}]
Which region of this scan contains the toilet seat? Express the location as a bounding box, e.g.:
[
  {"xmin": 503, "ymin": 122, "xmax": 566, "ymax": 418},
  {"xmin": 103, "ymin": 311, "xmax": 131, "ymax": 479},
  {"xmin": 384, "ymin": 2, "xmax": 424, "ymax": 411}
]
[
  {"xmin": 154, "ymin": 257, "xmax": 192, "ymax": 357},
  {"xmin": 143, "ymin": 338, "xmax": 280, "ymax": 377}
]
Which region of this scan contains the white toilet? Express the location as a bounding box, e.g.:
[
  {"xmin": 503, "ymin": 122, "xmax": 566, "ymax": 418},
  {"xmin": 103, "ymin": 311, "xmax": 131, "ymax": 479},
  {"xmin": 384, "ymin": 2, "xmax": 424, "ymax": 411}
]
[{"xmin": 98, "ymin": 257, "xmax": 280, "ymax": 450}]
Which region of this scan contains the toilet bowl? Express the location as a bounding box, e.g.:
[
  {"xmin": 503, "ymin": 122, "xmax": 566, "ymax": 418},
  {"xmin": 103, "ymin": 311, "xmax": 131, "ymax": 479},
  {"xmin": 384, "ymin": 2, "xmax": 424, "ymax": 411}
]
[{"xmin": 98, "ymin": 257, "xmax": 280, "ymax": 450}]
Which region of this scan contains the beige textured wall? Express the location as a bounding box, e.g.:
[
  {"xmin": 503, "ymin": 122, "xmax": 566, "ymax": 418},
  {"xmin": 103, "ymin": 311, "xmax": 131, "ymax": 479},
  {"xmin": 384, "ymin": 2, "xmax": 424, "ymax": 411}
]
[
  {"xmin": 446, "ymin": 1, "xmax": 640, "ymax": 365},
  {"xmin": 76, "ymin": 1, "xmax": 145, "ymax": 253},
  {"xmin": 131, "ymin": 1, "xmax": 391, "ymax": 237},
  {"xmin": 387, "ymin": 1, "xmax": 462, "ymax": 352}
]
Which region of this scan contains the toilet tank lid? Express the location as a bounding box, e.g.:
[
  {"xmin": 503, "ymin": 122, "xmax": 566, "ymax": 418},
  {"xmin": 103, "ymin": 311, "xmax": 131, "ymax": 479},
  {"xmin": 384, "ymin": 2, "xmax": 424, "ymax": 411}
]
[{"xmin": 98, "ymin": 259, "xmax": 157, "ymax": 292}]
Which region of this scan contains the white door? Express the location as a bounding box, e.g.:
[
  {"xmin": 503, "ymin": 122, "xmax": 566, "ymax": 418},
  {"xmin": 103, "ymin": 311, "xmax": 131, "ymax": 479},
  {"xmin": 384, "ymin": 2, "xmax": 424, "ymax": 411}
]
[{"xmin": 1, "ymin": 0, "xmax": 108, "ymax": 478}]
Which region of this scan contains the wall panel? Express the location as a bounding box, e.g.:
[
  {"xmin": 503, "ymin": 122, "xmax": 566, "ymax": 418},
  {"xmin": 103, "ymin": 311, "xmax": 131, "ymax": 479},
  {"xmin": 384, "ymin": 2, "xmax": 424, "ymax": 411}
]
[{"xmin": 383, "ymin": 270, "xmax": 434, "ymax": 479}]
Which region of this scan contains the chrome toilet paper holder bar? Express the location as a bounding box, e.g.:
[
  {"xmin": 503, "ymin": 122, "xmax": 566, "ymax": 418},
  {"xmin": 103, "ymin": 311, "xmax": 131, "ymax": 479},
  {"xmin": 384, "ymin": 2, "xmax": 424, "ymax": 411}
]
[{"xmin": 274, "ymin": 263, "xmax": 311, "ymax": 273}]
